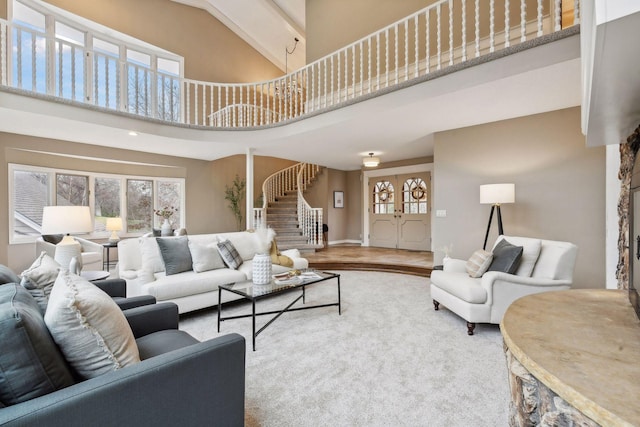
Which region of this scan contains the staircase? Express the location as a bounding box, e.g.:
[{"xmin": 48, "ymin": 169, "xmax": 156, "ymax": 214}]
[
  {"xmin": 252, "ymin": 163, "xmax": 324, "ymax": 254},
  {"xmin": 267, "ymin": 192, "xmax": 319, "ymax": 253}
]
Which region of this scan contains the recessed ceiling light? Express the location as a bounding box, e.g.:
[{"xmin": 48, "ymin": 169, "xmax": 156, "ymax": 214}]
[{"xmin": 128, "ymin": 131, "xmax": 138, "ymax": 136}]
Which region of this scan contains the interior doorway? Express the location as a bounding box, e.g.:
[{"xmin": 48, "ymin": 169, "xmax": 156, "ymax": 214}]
[{"xmin": 368, "ymin": 172, "xmax": 430, "ymax": 250}]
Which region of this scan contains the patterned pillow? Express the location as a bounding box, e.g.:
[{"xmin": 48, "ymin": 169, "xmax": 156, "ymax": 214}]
[
  {"xmin": 216, "ymin": 239, "xmax": 243, "ymax": 270},
  {"xmin": 466, "ymin": 249, "xmax": 493, "ymax": 278}
]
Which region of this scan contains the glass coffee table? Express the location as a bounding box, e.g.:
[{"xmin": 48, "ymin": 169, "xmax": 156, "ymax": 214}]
[{"xmin": 217, "ymin": 270, "xmax": 341, "ymax": 351}]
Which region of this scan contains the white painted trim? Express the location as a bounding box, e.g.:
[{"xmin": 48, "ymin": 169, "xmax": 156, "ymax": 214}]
[
  {"xmin": 362, "ymin": 163, "xmax": 433, "ymax": 249},
  {"xmin": 328, "ymin": 239, "xmax": 362, "ymax": 246}
]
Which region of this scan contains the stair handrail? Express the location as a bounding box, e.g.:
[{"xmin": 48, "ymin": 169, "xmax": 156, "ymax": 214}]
[
  {"xmin": 296, "ymin": 164, "xmax": 323, "ymax": 247},
  {"xmin": 252, "ymin": 163, "xmax": 304, "ymax": 229}
]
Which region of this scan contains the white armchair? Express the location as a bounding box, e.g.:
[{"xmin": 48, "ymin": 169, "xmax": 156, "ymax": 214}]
[
  {"xmin": 430, "ymin": 236, "xmax": 578, "ymax": 335},
  {"xmin": 36, "ymin": 236, "xmax": 104, "ymax": 271}
]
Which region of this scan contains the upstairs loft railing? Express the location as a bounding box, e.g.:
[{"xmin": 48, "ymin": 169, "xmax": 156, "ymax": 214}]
[
  {"xmin": 0, "ymin": 0, "xmax": 579, "ymax": 128},
  {"xmin": 253, "ymin": 163, "xmax": 322, "ymax": 247}
]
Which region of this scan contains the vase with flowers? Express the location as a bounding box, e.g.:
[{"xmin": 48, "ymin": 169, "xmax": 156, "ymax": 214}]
[{"xmin": 154, "ymin": 206, "xmax": 178, "ymax": 236}]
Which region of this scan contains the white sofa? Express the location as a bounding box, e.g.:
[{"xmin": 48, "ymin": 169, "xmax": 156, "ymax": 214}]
[
  {"xmin": 430, "ymin": 235, "xmax": 578, "ymax": 335},
  {"xmin": 117, "ymin": 231, "xmax": 309, "ymax": 314},
  {"xmin": 36, "ymin": 236, "xmax": 104, "ymax": 271}
]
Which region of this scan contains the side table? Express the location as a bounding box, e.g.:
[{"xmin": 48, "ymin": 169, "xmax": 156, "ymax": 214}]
[{"xmin": 102, "ymin": 242, "xmax": 118, "ymax": 271}]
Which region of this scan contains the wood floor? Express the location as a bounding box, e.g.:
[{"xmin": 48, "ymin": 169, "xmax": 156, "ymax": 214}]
[{"xmin": 305, "ymin": 244, "xmax": 433, "ymax": 277}]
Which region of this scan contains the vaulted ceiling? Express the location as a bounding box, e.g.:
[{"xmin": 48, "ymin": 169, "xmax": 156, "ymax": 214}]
[{"xmin": 171, "ymin": 0, "xmax": 306, "ymax": 72}]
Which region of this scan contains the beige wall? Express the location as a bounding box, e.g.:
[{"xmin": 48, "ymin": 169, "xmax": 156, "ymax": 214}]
[
  {"xmin": 433, "ymin": 107, "xmax": 605, "ymax": 289},
  {"xmin": 39, "ymin": 0, "xmax": 281, "ymax": 83},
  {"xmin": 306, "ymin": 0, "xmax": 436, "ymax": 62}
]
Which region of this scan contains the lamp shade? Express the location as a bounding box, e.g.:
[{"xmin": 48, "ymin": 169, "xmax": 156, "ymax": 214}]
[
  {"xmin": 41, "ymin": 206, "xmax": 93, "ymax": 235},
  {"xmin": 480, "ymin": 184, "xmax": 515, "ymax": 205},
  {"xmin": 105, "ymin": 217, "xmax": 123, "ymax": 232}
]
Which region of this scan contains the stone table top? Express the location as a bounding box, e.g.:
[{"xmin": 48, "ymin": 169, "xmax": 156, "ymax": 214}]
[{"xmin": 500, "ymin": 289, "xmax": 640, "ymax": 426}]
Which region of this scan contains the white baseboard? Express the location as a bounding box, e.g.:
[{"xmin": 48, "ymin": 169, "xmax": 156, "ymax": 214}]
[{"xmin": 327, "ymin": 239, "xmax": 362, "ymax": 246}]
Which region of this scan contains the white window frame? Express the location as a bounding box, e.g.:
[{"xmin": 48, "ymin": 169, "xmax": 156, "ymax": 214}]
[{"xmin": 9, "ymin": 163, "xmax": 185, "ymax": 244}]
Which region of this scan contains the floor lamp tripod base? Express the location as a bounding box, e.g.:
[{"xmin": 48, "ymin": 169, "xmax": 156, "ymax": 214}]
[{"xmin": 483, "ymin": 204, "xmax": 504, "ymax": 250}]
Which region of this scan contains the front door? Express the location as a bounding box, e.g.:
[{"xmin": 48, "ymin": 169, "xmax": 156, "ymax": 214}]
[{"xmin": 368, "ymin": 173, "xmax": 430, "ymax": 250}]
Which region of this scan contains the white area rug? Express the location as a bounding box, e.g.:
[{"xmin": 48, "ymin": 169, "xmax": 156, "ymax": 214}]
[{"xmin": 179, "ymin": 271, "xmax": 509, "ymax": 426}]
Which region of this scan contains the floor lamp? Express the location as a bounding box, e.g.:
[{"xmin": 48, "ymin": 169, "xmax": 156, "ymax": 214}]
[{"xmin": 480, "ymin": 184, "xmax": 515, "ymax": 250}]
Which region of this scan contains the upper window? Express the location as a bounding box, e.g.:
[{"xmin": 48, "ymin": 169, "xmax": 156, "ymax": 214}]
[
  {"xmin": 11, "ymin": 0, "xmax": 184, "ymax": 120},
  {"xmin": 9, "ymin": 164, "xmax": 185, "ymax": 243}
]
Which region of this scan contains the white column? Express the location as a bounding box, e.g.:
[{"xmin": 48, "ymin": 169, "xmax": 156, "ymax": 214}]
[{"xmin": 246, "ymin": 147, "xmax": 255, "ymax": 230}]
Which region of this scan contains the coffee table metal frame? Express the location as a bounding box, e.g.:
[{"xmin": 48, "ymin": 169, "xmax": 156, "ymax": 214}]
[{"xmin": 217, "ymin": 271, "xmax": 341, "ymax": 351}]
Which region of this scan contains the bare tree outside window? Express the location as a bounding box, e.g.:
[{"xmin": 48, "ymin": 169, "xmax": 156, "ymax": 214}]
[
  {"xmin": 127, "ymin": 179, "xmax": 153, "ymax": 232},
  {"xmin": 95, "ymin": 177, "xmax": 121, "ymax": 232},
  {"xmin": 56, "ymin": 174, "xmax": 88, "ymax": 206},
  {"xmin": 157, "ymin": 181, "xmax": 181, "ymax": 228}
]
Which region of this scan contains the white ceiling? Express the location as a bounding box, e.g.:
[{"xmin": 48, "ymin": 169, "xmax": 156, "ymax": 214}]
[
  {"xmin": 0, "ymin": 33, "xmax": 581, "ymax": 171},
  {"xmin": 171, "ymin": 0, "xmax": 306, "ymax": 72}
]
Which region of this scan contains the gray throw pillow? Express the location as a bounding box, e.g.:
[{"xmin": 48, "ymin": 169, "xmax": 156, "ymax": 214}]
[
  {"xmin": 487, "ymin": 239, "xmax": 523, "ymax": 274},
  {"xmin": 156, "ymin": 236, "xmax": 193, "ymax": 275},
  {"xmin": 0, "ymin": 264, "xmax": 20, "ymax": 285},
  {"xmin": 0, "ymin": 283, "xmax": 74, "ymax": 405},
  {"xmin": 216, "ymin": 239, "xmax": 243, "ymax": 269}
]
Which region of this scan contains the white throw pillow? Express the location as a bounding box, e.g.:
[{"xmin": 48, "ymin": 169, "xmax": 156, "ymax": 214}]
[
  {"xmin": 466, "ymin": 249, "xmax": 493, "ymax": 278},
  {"xmin": 188, "ymin": 240, "xmax": 225, "ymax": 273},
  {"xmin": 139, "ymin": 237, "xmax": 165, "ymax": 273},
  {"xmin": 44, "ymin": 270, "xmax": 140, "ymax": 380},
  {"xmin": 20, "ymin": 252, "xmax": 61, "ymax": 313}
]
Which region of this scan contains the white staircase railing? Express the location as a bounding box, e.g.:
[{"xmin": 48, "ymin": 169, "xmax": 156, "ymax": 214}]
[
  {"xmin": 252, "ymin": 163, "xmax": 322, "ymax": 246},
  {"xmin": 0, "ymin": 1, "xmax": 579, "ymax": 128},
  {"xmin": 297, "ymin": 164, "xmax": 322, "ymax": 247}
]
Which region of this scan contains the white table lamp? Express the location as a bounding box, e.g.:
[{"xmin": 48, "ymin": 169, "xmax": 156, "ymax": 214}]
[
  {"xmin": 41, "ymin": 206, "xmax": 93, "ymax": 271},
  {"xmin": 106, "ymin": 217, "xmax": 123, "ymax": 243}
]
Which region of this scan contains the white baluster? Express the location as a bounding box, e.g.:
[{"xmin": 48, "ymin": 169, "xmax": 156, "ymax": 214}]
[
  {"xmin": 385, "ymin": 29, "xmax": 389, "ymax": 88},
  {"xmin": 323, "ymin": 58, "xmax": 328, "ymax": 108},
  {"xmin": 575, "ymin": 0, "xmax": 580, "ymax": 24},
  {"xmin": 505, "ymin": 0, "xmax": 510, "ymax": 48},
  {"xmin": 521, "ymin": 0, "xmax": 526, "ymax": 42},
  {"xmin": 448, "ymin": 0, "xmax": 453, "ymax": 65},
  {"xmin": 185, "ymin": 81, "xmax": 190, "ymax": 124},
  {"xmin": 404, "ymin": 20, "xmax": 409, "ymax": 81},
  {"xmin": 475, "ymin": 0, "xmax": 480, "ymax": 57},
  {"xmin": 331, "ymin": 56, "xmax": 335, "ymax": 105},
  {"xmin": 368, "ymin": 39, "xmax": 372, "ymax": 94},
  {"xmin": 0, "ymin": 22, "xmax": 6, "ymax": 86},
  {"xmin": 394, "ymin": 24, "xmax": 398, "ymax": 85},
  {"xmin": 414, "ymin": 15, "xmax": 419, "ymax": 78},
  {"xmin": 461, "ymin": 0, "xmax": 467, "ymax": 62},
  {"xmin": 359, "ymin": 41, "xmax": 363, "ymax": 96},
  {"xmin": 537, "ymin": 0, "xmax": 543, "ymax": 36},
  {"xmin": 490, "ymin": 0, "xmax": 495, "ymax": 53},
  {"xmin": 554, "ymin": 0, "xmax": 561, "ymax": 31},
  {"xmin": 376, "ymin": 33, "xmax": 381, "ymax": 90},
  {"xmin": 426, "ymin": 10, "xmax": 431, "ymax": 73},
  {"xmin": 194, "ymin": 82, "xmax": 199, "ymax": 125},
  {"xmin": 351, "ymin": 45, "xmax": 355, "ymax": 99}
]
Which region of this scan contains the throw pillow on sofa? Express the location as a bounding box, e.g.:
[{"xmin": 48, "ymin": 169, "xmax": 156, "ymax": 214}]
[
  {"xmin": 44, "ymin": 270, "xmax": 140, "ymax": 380},
  {"xmin": 466, "ymin": 249, "xmax": 493, "ymax": 278},
  {"xmin": 0, "ymin": 283, "xmax": 74, "ymax": 405},
  {"xmin": 188, "ymin": 240, "xmax": 225, "ymax": 273},
  {"xmin": 156, "ymin": 236, "xmax": 193, "ymax": 275},
  {"xmin": 20, "ymin": 252, "xmax": 61, "ymax": 313},
  {"xmin": 140, "ymin": 237, "xmax": 165, "ymax": 273},
  {"xmin": 217, "ymin": 239, "xmax": 243, "ymax": 269},
  {"xmin": 487, "ymin": 239, "xmax": 523, "ymax": 274}
]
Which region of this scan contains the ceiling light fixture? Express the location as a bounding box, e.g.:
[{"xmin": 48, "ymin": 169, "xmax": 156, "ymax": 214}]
[{"xmin": 363, "ymin": 152, "xmax": 380, "ymax": 168}]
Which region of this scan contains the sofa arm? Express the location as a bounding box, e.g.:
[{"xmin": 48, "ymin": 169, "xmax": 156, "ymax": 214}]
[
  {"xmin": 443, "ymin": 258, "xmax": 467, "ymax": 273},
  {"xmin": 480, "ymin": 271, "xmax": 572, "ymax": 306},
  {"xmin": 113, "ymin": 295, "xmax": 156, "ymax": 311},
  {"xmin": 125, "ymin": 302, "xmax": 179, "ymax": 338},
  {"xmin": 0, "ymin": 333, "xmax": 246, "ymax": 427},
  {"xmin": 93, "ymin": 278, "xmax": 127, "ymax": 298},
  {"xmin": 76, "ymin": 237, "xmax": 103, "ymax": 255}
]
